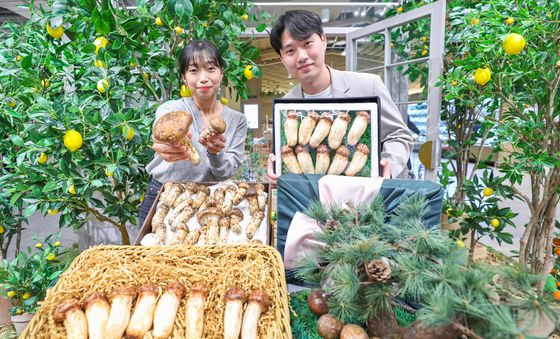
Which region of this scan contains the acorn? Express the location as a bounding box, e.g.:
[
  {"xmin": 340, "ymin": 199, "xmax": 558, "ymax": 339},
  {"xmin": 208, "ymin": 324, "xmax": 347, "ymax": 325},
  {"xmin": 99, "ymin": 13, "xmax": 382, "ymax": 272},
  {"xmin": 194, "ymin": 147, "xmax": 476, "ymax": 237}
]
[
  {"xmin": 307, "ymin": 289, "xmax": 330, "ymax": 316},
  {"xmin": 317, "ymin": 314, "xmax": 343, "ymax": 339},
  {"xmin": 340, "ymin": 324, "xmax": 369, "ymax": 339}
]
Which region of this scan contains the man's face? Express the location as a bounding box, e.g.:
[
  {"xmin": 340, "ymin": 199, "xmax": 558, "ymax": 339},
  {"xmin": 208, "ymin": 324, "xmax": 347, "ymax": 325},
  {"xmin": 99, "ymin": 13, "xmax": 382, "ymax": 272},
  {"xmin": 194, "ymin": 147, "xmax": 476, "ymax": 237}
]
[{"xmin": 279, "ymin": 31, "xmax": 327, "ymax": 84}]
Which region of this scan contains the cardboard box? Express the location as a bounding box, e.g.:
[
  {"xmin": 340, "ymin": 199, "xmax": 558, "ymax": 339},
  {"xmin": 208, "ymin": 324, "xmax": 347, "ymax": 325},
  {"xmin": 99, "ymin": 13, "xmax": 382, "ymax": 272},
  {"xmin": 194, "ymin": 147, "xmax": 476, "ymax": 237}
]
[{"xmin": 134, "ymin": 182, "xmax": 272, "ymax": 246}]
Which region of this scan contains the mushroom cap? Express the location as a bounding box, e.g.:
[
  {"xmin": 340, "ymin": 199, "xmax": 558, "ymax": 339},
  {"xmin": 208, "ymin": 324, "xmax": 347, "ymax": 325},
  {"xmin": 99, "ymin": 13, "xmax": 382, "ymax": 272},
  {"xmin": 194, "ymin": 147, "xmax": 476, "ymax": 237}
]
[
  {"xmin": 294, "ymin": 144, "xmax": 309, "ymax": 155},
  {"xmin": 189, "ymin": 282, "xmax": 209, "ymax": 298},
  {"xmin": 248, "ymin": 290, "xmax": 270, "ymax": 312},
  {"xmin": 138, "ymin": 284, "xmax": 159, "ymax": 297},
  {"xmin": 83, "ymin": 292, "xmax": 109, "ymax": 310},
  {"xmin": 317, "ymin": 145, "xmax": 330, "ymax": 154},
  {"xmin": 227, "ymin": 208, "xmax": 244, "ymax": 220},
  {"xmin": 254, "ymin": 183, "xmax": 265, "ymax": 192},
  {"xmin": 209, "ymin": 116, "xmax": 227, "ymax": 134},
  {"xmin": 356, "ymin": 144, "xmax": 370, "ymax": 155},
  {"xmin": 319, "ymin": 112, "xmax": 333, "ymax": 125},
  {"xmin": 306, "ymin": 111, "xmax": 320, "ymax": 121},
  {"xmin": 281, "ymin": 145, "xmax": 295, "ymax": 156},
  {"xmin": 198, "ymin": 186, "xmax": 211, "ymax": 196},
  {"xmin": 219, "ymin": 216, "xmax": 230, "ymax": 227},
  {"xmin": 110, "ymin": 286, "xmax": 137, "ymax": 301},
  {"xmin": 197, "ymin": 207, "xmax": 222, "ymax": 224},
  {"xmin": 237, "ymin": 182, "xmax": 249, "ymax": 190},
  {"xmin": 165, "ymin": 281, "xmax": 186, "ymax": 299},
  {"xmin": 224, "ymin": 185, "xmax": 237, "ymax": 194},
  {"xmin": 356, "ymin": 111, "xmax": 370, "ymax": 120},
  {"xmin": 225, "ymin": 287, "xmax": 246, "ymax": 302},
  {"xmin": 336, "ymin": 112, "xmax": 351, "ymax": 122},
  {"xmin": 335, "ymin": 146, "xmax": 350, "ymax": 158},
  {"xmin": 185, "ymin": 182, "xmax": 198, "ymax": 192},
  {"xmin": 286, "ymin": 110, "xmax": 298, "ymax": 119},
  {"xmin": 53, "ymin": 299, "xmax": 82, "ymax": 323},
  {"xmin": 153, "ymin": 110, "xmax": 193, "ymax": 143}
]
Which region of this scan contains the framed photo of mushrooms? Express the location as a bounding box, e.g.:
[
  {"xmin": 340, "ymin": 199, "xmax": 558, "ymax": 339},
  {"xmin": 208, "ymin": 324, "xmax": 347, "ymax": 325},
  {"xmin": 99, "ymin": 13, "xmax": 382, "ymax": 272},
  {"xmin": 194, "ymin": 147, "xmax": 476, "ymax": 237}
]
[{"xmin": 273, "ymin": 97, "xmax": 381, "ymax": 177}]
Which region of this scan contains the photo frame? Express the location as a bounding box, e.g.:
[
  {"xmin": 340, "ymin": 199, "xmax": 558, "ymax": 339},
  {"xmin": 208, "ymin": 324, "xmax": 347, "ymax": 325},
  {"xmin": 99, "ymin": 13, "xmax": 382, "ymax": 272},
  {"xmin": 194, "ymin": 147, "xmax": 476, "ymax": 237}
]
[{"xmin": 273, "ymin": 97, "xmax": 381, "ymax": 178}]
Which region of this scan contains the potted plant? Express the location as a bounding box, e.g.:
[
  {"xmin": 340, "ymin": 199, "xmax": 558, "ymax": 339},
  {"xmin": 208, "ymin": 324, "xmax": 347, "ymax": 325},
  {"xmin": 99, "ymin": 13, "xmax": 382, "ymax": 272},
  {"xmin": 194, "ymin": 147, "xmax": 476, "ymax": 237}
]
[{"xmin": 0, "ymin": 236, "xmax": 69, "ymax": 333}]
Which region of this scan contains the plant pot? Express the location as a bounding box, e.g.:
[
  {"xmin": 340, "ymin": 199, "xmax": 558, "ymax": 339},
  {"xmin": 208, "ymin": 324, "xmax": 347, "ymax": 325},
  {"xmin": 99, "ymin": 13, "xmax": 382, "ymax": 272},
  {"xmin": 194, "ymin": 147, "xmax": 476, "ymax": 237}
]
[
  {"xmin": 0, "ymin": 294, "xmax": 12, "ymax": 326},
  {"xmin": 11, "ymin": 313, "xmax": 33, "ymax": 333}
]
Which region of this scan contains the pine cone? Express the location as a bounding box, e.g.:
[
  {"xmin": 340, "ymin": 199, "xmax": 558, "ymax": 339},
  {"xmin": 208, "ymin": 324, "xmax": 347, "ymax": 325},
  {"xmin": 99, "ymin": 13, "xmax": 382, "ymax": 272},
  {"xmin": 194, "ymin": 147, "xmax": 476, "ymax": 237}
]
[
  {"xmin": 365, "ymin": 259, "xmax": 392, "ymax": 282},
  {"xmin": 324, "ymin": 218, "xmax": 340, "ymax": 231}
]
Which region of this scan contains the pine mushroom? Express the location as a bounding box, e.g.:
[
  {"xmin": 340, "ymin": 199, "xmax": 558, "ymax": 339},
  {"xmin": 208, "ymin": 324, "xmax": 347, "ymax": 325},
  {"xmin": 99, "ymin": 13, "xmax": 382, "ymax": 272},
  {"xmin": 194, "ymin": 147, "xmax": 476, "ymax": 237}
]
[
  {"xmin": 345, "ymin": 144, "xmax": 370, "ymax": 176},
  {"xmin": 172, "ymin": 182, "xmax": 198, "ymax": 208},
  {"xmin": 218, "ymin": 216, "xmax": 231, "ymax": 244},
  {"xmin": 295, "ymin": 144, "xmax": 315, "ymax": 174},
  {"xmin": 246, "ymin": 194, "xmax": 259, "ymax": 216},
  {"xmin": 83, "ymin": 292, "xmax": 110, "ymax": 339},
  {"xmin": 241, "ymin": 290, "xmax": 270, "ymax": 339},
  {"xmin": 153, "ymin": 281, "xmax": 186, "ymax": 339},
  {"xmin": 53, "ymin": 299, "xmax": 88, "ymax": 339},
  {"xmin": 199, "ymin": 116, "xmax": 227, "ymax": 143},
  {"xmin": 284, "ymin": 110, "xmax": 299, "ymax": 146},
  {"xmin": 198, "ymin": 207, "xmax": 222, "ymax": 245},
  {"xmin": 221, "ymin": 185, "xmax": 238, "ymax": 213},
  {"xmin": 151, "ymin": 205, "xmax": 170, "ymax": 231},
  {"xmin": 327, "ymin": 146, "xmax": 350, "ymax": 175},
  {"xmin": 126, "ymin": 284, "xmax": 159, "ymax": 339},
  {"xmin": 347, "ymin": 111, "xmax": 369, "ymax": 146},
  {"xmin": 190, "ymin": 186, "xmax": 211, "ymax": 209},
  {"xmin": 309, "ymin": 113, "xmax": 333, "ymax": 148},
  {"xmin": 183, "ymin": 229, "xmax": 201, "ymax": 245},
  {"xmin": 228, "ymin": 208, "xmax": 244, "ymax": 234},
  {"xmin": 233, "ymin": 182, "xmax": 249, "ymax": 206},
  {"xmin": 315, "ymin": 145, "xmax": 331, "ymax": 175},
  {"xmin": 246, "ymin": 211, "xmax": 265, "ymax": 240},
  {"xmin": 223, "ymin": 287, "xmax": 246, "ymax": 339},
  {"xmin": 281, "ymin": 145, "xmax": 302, "ymax": 174},
  {"xmin": 153, "ymin": 110, "xmax": 200, "ymax": 165},
  {"xmin": 185, "ymin": 282, "xmax": 209, "ymax": 338},
  {"xmin": 169, "ymin": 225, "xmax": 189, "ymax": 245},
  {"xmin": 328, "ymin": 111, "xmax": 350, "ymax": 150},
  {"xmin": 254, "ymin": 183, "xmax": 267, "ymax": 211},
  {"xmin": 161, "ymin": 183, "xmax": 184, "ymax": 207},
  {"xmin": 104, "ymin": 287, "xmax": 137, "ymax": 339},
  {"xmin": 298, "ymin": 110, "xmax": 319, "ymax": 146}
]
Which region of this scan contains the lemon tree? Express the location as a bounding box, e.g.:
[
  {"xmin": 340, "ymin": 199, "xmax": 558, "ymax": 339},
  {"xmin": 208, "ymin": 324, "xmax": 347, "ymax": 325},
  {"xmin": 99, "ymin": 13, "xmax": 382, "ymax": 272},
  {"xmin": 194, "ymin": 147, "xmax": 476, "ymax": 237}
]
[{"xmin": 0, "ymin": 0, "xmax": 267, "ymax": 246}]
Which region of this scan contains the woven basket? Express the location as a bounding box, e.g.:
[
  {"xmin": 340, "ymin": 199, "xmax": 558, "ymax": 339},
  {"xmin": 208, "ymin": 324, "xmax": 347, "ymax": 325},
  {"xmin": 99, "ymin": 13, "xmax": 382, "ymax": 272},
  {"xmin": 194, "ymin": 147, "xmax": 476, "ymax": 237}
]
[{"xmin": 21, "ymin": 244, "xmax": 291, "ymax": 338}]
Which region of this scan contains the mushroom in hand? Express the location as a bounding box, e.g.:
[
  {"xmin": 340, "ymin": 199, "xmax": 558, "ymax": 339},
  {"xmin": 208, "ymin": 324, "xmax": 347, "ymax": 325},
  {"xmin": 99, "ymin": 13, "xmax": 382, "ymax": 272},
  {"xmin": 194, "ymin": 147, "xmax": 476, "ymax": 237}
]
[
  {"xmin": 328, "ymin": 111, "xmax": 350, "ymax": 150},
  {"xmin": 223, "ymin": 287, "xmax": 246, "ymax": 339},
  {"xmin": 53, "ymin": 299, "xmax": 88, "ymax": 339},
  {"xmin": 153, "ymin": 110, "xmax": 200, "ymax": 165},
  {"xmin": 284, "ymin": 110, "xmax": 299, "ymax": 146},
  {"xmin": 126, "ymin": 284, "xmax": 159, "ymax": 339},
  {"xmin": 327, "ymin": 146, "xmax": 350, "ymax": 175},
  {"xmin": 346, "ymin": 111, "xmax": 369, "ymax": 146},
  {"xmin": 104, "ymin": 287, "xmax": 137, "ymax": 339},
  {"xmin": 345, "ymin": 144, "xmax": 370, "ymax": 176},
  {"xmin": 185, "ymin": 282, "xmax": 209, "ymax": 339},
  {"xmin": 241, "ymin": 290, "xmax": 270, "ymax": 339},
  {"xmin": 199, "ymin": 116, "xmax": 227, "ymax": 143},
  {"xmin": 83, "ymin": 292, "xmax": 110, "ymax": 339},
  {"xmin": 298, "ymin": 111, "xmax": 319, "ymax": 146},
  {"xmin": 153, "ymin": 281, "xmax": 186, "ymax": 339}
]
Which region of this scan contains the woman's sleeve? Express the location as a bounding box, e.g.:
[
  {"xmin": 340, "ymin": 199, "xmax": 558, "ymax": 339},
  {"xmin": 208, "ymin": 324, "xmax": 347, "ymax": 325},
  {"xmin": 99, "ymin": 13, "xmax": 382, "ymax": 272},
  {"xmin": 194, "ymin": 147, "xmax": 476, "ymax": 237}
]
[{"xmin": 207, "ymin": 114, "xmax": 248, "ymax": 180}]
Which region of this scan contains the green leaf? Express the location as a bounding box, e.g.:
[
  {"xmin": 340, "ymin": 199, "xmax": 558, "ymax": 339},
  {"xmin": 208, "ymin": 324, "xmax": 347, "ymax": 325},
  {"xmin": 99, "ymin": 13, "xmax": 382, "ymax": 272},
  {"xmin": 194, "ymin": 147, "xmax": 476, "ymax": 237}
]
[
  {"xmin": 256, "ymin": 23, "xmax": 267, "ymax": 32},
  {"xmin": 92, "ymin": 9, "xmax": 110, "ymax": 34},
  {"xmin": 23, "ymin": 204, "xmax": 38, "ymax": 218},
  {"xmin": 42, "ymin": 181, "xmax": 59, "ymax": 193},
  {"xmin": 10, "ymin": 135, "xmax": 24, "ymax": 147}
]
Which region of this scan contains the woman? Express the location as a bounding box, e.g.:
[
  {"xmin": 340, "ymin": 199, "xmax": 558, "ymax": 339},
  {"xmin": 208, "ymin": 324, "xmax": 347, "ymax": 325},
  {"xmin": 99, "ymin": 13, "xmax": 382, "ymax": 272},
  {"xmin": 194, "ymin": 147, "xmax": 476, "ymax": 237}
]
[{"xmin": 138, "ymin": 40, "xmax": 248, "ymax": 227}]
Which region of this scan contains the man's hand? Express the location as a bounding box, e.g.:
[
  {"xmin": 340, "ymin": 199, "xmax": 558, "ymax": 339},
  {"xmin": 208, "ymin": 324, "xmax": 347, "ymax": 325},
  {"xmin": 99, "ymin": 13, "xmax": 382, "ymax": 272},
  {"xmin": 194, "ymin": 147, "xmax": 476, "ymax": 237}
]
[
  {"xmin": 267, "ymin": 153, "xmax": 280, "ymax": 185},
  {"xmin": 199, "ymin": 133, "xmax": 226, "ymax": 155},
  {"xmin": 151, "ymin": 131, "xmax": 192, "ymax": 162},
  {"xmin": 380, "ymin": 158, "xmax": 392, "ymax": 178}
]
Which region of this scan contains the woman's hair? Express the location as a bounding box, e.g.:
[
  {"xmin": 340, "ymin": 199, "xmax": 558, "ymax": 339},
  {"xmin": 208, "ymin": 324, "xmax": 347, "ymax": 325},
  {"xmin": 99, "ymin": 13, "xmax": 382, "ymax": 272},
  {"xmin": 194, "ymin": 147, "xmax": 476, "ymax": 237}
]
[
  {"xmin": 270, "ymin": 10, "xmax": 324, "ymax": 55},
  {"xmin": 179, "ymin": 40, "xmax": 225, "ymax": 76}
]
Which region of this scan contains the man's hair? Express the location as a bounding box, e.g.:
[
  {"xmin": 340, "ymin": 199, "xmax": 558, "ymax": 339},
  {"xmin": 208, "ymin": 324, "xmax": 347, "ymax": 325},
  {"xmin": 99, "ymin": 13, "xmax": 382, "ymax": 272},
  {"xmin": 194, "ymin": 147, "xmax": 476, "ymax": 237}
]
[{"xmin": 270, "ymin": 10, "xmax": 324, "ymax": 55}]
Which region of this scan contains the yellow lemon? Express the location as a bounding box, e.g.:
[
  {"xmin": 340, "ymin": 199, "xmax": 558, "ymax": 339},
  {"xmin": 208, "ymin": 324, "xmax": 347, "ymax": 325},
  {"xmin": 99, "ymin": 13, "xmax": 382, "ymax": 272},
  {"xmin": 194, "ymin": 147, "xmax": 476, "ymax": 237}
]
[
  {"xmin": 397, "ymin": 6, "xmax": 403, "ymax": 13},
  {"xmin": 63, "ymin": 129, "xmax": 83, "ymax": 152},
  {"xmin": 5, "ymin": 97, "xmax": 16, "ymax": 108},
  {"xmin": 471, "ymin": 18, "xmax": 479, "ymax": 25},
  {"xmin": 68, "ymin": 184, "xmax": 76, "ymax": 195},
  {"xmin": 97, "ymin": 79, "xmax": 109, "ymax": 93},
  {"xmin": 220, "ymin": 97, "xmax": 229, "ymax": 105},
  {"xmin": 503, "ymin": 33, "xmax": 525, "ymax": 55},
  {"xmin": 0, "ymin": 225, "xmax": 4, "ymax": 234},
  {"xmin": 94, "ymin": 37, "xmax": 108, "ymax": 49},
  {"xmin": 180, "ymin": 84, "xmax": 192, "ymax": 97},
  {"xmin": 42, "ymin": 79, "xmax": 50, "ymax": 88},
  {"xmin": 474, "ymin": 67, "xmax": 491, "ymax": 86},
  {"xmin": 451, "ymin": 81, "xmax": 458, "ymax": 86},
  {"xmin": 16, "ymin": 55, "xmax": 22, "ymax": 61},
  {"xmin": 105, "ymin": 168, "xmax": 113, "ymax": 177},
  {"xmin": 155, "ymin": 17, "xmax": 163, "ymax": 26},
  {"xmin": 38, "ymin": 152, "xmax": 48, "ymax": 164},
  {"xmin": 35, "ymin": 242, "xmax": 43, "ymax": 249},
  {"xmin": 174, "ymin": 26, "xmax": 183, "ymax": 35},
  {"xmin": 46, "ymin": 22, "xmax": 63, "ymax": 39},
  {"xmin": 139, "ymin": 192, "xmax": 144, "ymax": 203},
  {"xmin": 421, "ymin": 36, "xmax": 427, "ymax": 42},
  {"xmin": 94, "ymin": 60, "xmax": 104, "ymax": 68},
  {"xmin": 46, "ymin": 253, "xmax": 56, "ymax": 261},
  {"xmin": 390, "ymin": 42, "xmax": 395, "ymax": 48},
  {"xmin": 244, "ymin": 65, "xmax": 254, "ymax": 80},
  {"xmin": 54, "ymin": 241, "xmax": 61, "ymax": 247},
  {"xmin": 16, "ymin": 309, "xmax": 23, "ymax": 315},
  {"xmin": 143, "ymin": 72, "xmax": 150, "ymax": 81},
  {"xmin": 445, "ymin": 208, "xmax": 454, "ymax": 216},
  {"xmin": 122, "ymin": 125, "xmax": 135, "ymax": 140},
  {"xmin": 456, "ymin": 240, "xmax": 465, "ymax": 248},
  {"xmin": 490, "ymin": 218, "xmax": 500, "ymax": 228},
  {"xmin": 241, "ymin": 13, "xmax": 249, "ymax": 21},
  {"xmin": 7, "ymin": 291, "xmax": 16, "ymax": 298},
  {"xmin": 47, "ymin": 209, "xmax": 58, "ymax": 215},
  {"xmin": 483, "ymin": 187, "xmax": 494, "ymax": 197},
  {"xmin": 505, "ymin": 17, "xmax": 515, "ymax": 25},
  {"xmin": 421, "ymin": 50, "xmax": 428, "ymax": 56},
  {"xmin": 22, "ymin": 292, "xmax": 31, "ymax": 300}
]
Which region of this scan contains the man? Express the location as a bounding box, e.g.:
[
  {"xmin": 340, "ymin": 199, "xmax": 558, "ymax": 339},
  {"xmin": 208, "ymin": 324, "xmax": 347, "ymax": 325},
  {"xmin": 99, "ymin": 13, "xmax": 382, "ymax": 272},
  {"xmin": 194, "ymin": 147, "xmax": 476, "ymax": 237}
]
[{"xmin": 267, "ymin": 10, "xmax": 413, "ymax": 184}]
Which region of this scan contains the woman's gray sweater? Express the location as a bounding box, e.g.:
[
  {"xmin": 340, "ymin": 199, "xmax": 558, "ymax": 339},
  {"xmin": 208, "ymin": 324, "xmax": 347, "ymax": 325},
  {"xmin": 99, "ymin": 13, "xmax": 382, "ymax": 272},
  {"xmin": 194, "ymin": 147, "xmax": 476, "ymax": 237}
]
[{"xmin": 146, "ymin": 97, "xmax": 247, "ymax": 183}]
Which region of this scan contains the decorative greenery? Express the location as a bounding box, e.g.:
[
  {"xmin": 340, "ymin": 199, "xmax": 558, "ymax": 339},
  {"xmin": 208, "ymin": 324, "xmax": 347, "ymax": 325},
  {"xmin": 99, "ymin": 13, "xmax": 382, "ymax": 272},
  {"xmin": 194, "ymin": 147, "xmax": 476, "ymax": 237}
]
[
  {"xmin": 0, "ymin": 235, "xmax": 71, "ymax": 315},
  {"xmin": 295, "ymin": 195, "xmax": 557, "ymax": 337}
]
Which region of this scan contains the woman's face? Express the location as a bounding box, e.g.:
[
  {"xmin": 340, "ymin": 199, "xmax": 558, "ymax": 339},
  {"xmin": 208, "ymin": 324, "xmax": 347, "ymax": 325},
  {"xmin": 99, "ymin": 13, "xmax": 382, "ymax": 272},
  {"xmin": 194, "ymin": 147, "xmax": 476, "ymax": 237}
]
[{"xmin": 183, "ymin": 56, "xmax": 223, "ymax": 101}]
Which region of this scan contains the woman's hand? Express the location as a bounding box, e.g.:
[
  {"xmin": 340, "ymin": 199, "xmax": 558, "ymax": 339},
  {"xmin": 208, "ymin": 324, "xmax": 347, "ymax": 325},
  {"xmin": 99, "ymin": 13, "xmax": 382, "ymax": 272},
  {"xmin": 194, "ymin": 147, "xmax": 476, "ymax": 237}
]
[
  {"xmin": 200, "ymin": 133, "xmax": 226, "ymax": 155},
  {"xmin": 152, "ymin": 131, "xmax": 192, "ymax": 162},
  {"xmin": 267, "ymin": 153, "xmax": 280, "ymax": 186}
]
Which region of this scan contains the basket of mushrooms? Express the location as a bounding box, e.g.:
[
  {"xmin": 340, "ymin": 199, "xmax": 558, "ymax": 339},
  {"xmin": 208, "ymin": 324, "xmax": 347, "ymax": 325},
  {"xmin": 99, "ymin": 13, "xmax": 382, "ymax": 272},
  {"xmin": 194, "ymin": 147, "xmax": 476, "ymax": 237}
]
[
  {"xmin": 135, "ymin": 181, "xmax": 271, "ymax": 247},
  {"xmin": 21, "ymin": 244, "xmax": 292, "ymax": 338}
]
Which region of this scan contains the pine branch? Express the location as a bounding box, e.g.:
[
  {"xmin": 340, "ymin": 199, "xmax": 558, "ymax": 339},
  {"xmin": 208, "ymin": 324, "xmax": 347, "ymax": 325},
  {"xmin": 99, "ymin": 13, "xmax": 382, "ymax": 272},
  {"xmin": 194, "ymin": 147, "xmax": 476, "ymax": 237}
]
[{"xmin": 304, "ymin": 199, "xmax": 329, "ymax": 224}]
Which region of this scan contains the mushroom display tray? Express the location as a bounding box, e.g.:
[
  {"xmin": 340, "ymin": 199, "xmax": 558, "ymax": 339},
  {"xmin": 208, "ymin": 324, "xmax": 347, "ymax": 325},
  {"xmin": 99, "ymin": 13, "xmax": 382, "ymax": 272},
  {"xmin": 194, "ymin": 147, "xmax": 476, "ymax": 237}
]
[{"xmin": 22, "ymin": 244, "xmax": 292, "ymax": 338}]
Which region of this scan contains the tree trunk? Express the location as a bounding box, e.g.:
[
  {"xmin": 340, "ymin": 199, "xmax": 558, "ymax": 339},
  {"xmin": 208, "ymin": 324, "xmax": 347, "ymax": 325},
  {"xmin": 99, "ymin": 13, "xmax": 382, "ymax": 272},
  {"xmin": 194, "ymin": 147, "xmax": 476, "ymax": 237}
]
[{"xmin": 117, "ymin": 223, "xmax": 131, "ymax": 245}]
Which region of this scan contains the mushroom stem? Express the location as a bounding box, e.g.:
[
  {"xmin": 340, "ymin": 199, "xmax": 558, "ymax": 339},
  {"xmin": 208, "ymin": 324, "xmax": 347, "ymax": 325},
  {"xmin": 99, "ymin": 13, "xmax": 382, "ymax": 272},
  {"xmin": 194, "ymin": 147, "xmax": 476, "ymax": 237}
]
[
  {"xmin": 345, "ymin": 144, "xmax": 370, "ymax": 176},
  {"xmin": 241, "ymin": 290, "xmax": 270, "ymax": 339},
  {"xmin": 224, "ymin": 287, "xmax": 246, "ymax": 339},
  {"xmin": 284, "ymin": 110, "xmax": 299, "ymax": 146},
  {"xmin": 181, "ymin": 136, "xmax": 200, "ymax": 166},
  {"xmin": 246, "ymin": 212, "xmax": 265, "ymax": 240},
  {"xmin": 347, "ymin": 111, "xmax": 370, "ymax": 146},
  {"xmin": 328, "ymin": 112, "xmax": 350, "ymax": 150},
  {"xmin": 153, "ymin": 281, "xmax": 186, "ymax": 339},
  {"xmin": 298, "ymin": 111, "xmax": 319, "ymax": 146},
  {"xmin": 54, "ymin": 299, "xmax": 88, "ymax": 339},
  {"xmin": 126, "ymin": 284, "xmax": 159, "ymax": 339},
  {"xmin": 84, "ymin": 293, "xmax": 110, "ymax": 339},
  {"xmin": 104, "ymin": 287, "xmax": 137, "ymax": 339},
  {"xmin": 185, "ymin": 283, "xmax": 209, "ymax": 339}
]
